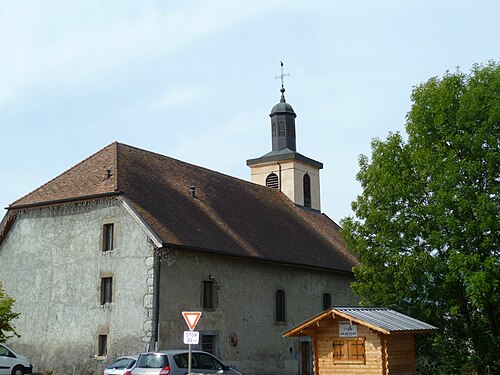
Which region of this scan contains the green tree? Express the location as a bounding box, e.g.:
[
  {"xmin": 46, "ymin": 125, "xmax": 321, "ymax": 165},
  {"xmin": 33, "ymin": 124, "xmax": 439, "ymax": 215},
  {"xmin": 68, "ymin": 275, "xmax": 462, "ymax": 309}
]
[
  {"xmin": 0, "ymin": 281, "xmax": 20, "ymax": 343},
  {"xmin": 341, "ymin": 61, "xmax": 499, "ymax": 374}
]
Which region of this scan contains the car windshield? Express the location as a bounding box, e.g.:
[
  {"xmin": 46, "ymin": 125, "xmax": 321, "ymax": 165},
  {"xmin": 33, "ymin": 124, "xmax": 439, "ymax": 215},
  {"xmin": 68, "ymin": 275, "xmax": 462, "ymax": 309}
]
[
  {"xmin": 106, "ymin": 358, "xmax": 136, "ymax": 370},
  {"xmin": 137, "ymin": 354, "xmax": 169, "ymax": 368}
]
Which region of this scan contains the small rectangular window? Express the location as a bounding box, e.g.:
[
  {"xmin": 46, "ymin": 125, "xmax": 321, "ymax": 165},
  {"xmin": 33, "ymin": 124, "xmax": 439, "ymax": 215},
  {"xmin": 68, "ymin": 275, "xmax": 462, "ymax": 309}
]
[
  {"xmin": 103, "ymin": 223, "xmax": 114, "ymax": 251},
  {"xmin": 203, "ymin": 281, "xmax": 214, "ymax": 309},
  {"xmin": 276, "ymin": 289, "xmax": 286, "ymax": 323},
  {"xmin": 98, "ymin": 335, "xmax": 107, "ymax": 356},
  {"xmin": 201, "ymin": 334, "xmax": 216, "ymax": 355},
  {"xmin": 323, "ymin": 293, "xmax": 331, "ymax": 310},
  {"xmin": 101, "ymin": 277, "xmax": 113, "ymax": 305},
  {"xmin": 333, "ymin": 338, "xmax": 365, "ymax": 364}
]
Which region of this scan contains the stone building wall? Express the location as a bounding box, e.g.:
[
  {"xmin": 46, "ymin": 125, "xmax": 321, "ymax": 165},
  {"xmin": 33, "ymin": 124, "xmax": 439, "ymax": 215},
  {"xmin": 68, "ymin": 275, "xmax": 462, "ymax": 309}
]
[
  {"xmin": 158, "ymin": 249, "xmax": 357, "ymax": 375},
  {"xmin": 0, "ymin": 199, "xmax": 154, "ymax": 374}
]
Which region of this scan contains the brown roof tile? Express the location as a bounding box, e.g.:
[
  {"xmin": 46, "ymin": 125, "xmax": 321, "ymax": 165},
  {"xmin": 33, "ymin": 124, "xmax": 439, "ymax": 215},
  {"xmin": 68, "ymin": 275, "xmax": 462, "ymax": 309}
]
[
  {"xmin": 9, "ymin": 142, "xmax": 358, "ymax": 272},
  {"xmin": 12, "ymin": 142, "xmax": 119, "ymax": 206}
]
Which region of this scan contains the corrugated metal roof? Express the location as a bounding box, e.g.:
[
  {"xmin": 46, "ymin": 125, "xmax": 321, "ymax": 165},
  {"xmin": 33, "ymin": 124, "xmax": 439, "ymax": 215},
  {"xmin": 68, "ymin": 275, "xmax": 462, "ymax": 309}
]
[
  {"xmin": 334, "ymin": 307, "xmax": 437, "ymax": 333},
  {"xmin": 283, "ymin": 306, "xmax": 438, "ymax": 337}
]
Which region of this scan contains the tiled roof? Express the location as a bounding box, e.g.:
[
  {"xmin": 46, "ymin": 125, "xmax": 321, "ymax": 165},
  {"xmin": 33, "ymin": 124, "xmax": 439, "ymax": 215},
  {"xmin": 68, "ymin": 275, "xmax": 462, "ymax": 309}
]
[
  {"xmin": 9, "ymin": 142, "xmax": 358, "ymax": 272},
  {"xmin": 11, "ymin": 143, "xmax": 118, "ymax": 206}
]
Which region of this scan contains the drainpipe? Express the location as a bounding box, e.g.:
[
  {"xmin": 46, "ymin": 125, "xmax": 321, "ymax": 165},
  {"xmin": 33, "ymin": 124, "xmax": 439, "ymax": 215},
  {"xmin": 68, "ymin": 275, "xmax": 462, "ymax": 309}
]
[
  {"xmin": 152, "ymin": 248, "xmax": 161, "ymax": 351},
  {"xmin": 277, "ymin": 162, "xmax": 282, "ymax": 191}
]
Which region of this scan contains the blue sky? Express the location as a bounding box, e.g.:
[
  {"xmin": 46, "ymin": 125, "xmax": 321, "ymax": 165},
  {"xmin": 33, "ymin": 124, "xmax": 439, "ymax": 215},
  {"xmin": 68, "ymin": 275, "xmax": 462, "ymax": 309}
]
[{"xmin": 0, "ymin": 0, "xmax": 498, "ymax": 222}]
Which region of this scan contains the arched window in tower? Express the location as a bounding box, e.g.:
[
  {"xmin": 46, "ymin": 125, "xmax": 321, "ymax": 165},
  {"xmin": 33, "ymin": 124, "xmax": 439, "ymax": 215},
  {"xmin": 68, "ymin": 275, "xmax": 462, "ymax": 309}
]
[
  {"xmin": 303, "ymin": 173, "xmax": 311, "ymax": 207},
  {"xmin": 275, "ymin": 289, "xmax": 286, "ymax": 323},
  {"xmin": 266, "ymin": 173, "xmax": 279, "ymax": 189}
]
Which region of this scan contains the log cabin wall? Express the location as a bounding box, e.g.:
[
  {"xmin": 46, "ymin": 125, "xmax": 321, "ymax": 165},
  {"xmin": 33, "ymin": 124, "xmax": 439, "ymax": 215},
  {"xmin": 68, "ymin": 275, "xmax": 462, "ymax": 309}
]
[
  {"xmin": 307, "ymin": 317, "xmax": 386, "ymax": 375},
  {"xmin": 386, "ymin": 334, "xmax": 416, "ymax": 375}
]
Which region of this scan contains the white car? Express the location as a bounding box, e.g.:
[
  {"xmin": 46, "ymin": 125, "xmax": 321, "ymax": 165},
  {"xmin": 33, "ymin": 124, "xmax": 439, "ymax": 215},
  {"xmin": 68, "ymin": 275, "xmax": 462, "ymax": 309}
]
[
  {"xmin": 0, "ymin": 344, "xmax": 33, "ymax": 375},
  {"xmin": 104, "ymin": 356, "xmax": 138, "ymax": 375}
]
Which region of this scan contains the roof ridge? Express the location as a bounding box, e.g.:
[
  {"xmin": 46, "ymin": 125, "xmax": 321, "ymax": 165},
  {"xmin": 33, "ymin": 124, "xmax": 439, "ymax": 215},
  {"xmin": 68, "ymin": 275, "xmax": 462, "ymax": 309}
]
[
  {"xmin": 9, "ymin": 142, "xmax": 119, "ymax": 207},
  {"xmin": 115, "ymin": 142, "xmax": 304, "ymax": 198}
]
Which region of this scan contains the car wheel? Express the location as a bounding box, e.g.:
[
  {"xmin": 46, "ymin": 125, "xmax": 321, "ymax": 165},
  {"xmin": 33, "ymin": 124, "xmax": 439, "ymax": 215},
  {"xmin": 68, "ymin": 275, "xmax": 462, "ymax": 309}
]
[{"xmin": 12, "ymin": 366, "xmax": 25, "ymax": 375}]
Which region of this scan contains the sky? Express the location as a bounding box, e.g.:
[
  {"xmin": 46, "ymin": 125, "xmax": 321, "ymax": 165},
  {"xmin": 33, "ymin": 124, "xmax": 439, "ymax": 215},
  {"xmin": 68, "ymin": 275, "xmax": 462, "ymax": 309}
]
[{"xmin": 0, "ymin": 0, "xmax": 498, "ymax": 223}]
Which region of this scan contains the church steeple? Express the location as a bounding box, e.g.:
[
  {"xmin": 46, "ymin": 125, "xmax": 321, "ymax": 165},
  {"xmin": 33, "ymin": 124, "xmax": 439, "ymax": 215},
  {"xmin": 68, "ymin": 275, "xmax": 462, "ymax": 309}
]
[
  {"xmin": 270, "ymin": 62, "xmax": 297, "ymax": 151},
  {"xmin": 247, "ymin": 62, "xmax": 323, "ymax": 211}
]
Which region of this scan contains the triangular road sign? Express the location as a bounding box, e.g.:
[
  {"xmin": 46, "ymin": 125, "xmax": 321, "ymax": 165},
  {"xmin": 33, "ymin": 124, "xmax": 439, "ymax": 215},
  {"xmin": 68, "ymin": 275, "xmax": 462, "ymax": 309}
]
[{"xmin": 182, "ymin": 311, "xmax": 202, "ymax": 331}]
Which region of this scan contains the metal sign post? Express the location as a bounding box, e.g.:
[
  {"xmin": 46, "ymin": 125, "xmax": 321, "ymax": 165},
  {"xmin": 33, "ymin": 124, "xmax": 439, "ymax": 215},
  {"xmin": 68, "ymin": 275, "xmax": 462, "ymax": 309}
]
[
  {"xmin": 183, "ymin": 331, "xmax": 200, "ymax": 374},
  {"xmin": 182, "ymin": 311, "xmax": 202, "ymax": 375}
]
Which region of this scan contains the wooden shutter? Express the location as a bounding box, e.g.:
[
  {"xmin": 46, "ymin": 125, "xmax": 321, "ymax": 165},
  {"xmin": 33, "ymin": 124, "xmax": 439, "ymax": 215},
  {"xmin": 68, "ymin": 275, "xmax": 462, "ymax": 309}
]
[{"xmin": 332, "ymin": 338, "xmax": 365, "ymax": 364}]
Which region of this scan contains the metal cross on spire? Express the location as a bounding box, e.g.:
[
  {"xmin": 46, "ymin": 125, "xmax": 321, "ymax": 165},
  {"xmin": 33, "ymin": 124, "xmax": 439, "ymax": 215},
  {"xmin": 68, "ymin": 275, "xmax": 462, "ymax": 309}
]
[{"xmin": 274, "ymin": 61, "xmax": 290, "ymax": 101}]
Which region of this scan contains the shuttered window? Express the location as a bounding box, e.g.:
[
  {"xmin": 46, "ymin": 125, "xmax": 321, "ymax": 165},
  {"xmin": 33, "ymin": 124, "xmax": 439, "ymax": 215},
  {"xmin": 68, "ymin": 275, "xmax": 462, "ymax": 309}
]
[
  {"xmin": 303, "ymin": 174, "xmax": 311, "ymax": 207},
  {"xmin": 266, "ymin": 173, "xmax": 279, "ymax": 189},
  {"xmin": 332, "ymin": 338, "xmax": 365, "ymax": 364}
]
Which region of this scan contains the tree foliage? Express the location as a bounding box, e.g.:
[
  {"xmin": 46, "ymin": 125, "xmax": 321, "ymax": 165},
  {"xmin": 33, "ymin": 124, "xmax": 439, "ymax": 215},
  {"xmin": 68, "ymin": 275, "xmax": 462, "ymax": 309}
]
[
  {"xmin": 0, "ymin": 281, "xmax": 20, "ymax": 343},
  {"xmin": 341, "ymin": 61, "xmax": 499, "ymax": 374}
]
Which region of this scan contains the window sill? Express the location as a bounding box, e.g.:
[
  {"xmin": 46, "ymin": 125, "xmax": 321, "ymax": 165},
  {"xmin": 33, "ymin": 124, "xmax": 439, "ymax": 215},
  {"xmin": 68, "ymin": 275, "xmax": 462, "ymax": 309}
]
[{"xmin": 334, "ymin": 360, "xmax": 366, "ymax": 365}]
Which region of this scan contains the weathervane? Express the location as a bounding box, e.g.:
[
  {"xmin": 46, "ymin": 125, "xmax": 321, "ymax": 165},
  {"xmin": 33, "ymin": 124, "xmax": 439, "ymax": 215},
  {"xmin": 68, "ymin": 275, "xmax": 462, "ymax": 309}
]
[{"xmin": 274, "ymin": 61, "xmax": 290, "ymax": 101}]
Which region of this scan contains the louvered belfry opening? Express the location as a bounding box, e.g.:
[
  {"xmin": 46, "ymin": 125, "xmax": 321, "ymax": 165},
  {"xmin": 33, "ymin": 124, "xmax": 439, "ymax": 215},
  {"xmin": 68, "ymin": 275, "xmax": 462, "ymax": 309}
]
[
  {"xmin": 266, "ymin": 173, "xmax": 279, "ymax": 189},
  {"xmin": 303, "ymin": 173, "xmax": 311, "ymax": 207}
]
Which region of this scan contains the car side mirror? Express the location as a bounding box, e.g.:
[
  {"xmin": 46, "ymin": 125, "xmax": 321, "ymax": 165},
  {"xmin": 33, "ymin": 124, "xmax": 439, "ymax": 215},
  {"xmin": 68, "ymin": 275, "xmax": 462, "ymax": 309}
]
[{"xmin": 222, "ymin": 365, "xmax": 230, "ymax": 371}]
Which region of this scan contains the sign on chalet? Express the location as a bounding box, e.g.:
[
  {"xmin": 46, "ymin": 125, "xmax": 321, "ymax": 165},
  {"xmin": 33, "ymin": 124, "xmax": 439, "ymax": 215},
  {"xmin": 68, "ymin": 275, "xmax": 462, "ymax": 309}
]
[{"xmin": 283, "ymin": 307, "xmax": 438, "ymax": 375}]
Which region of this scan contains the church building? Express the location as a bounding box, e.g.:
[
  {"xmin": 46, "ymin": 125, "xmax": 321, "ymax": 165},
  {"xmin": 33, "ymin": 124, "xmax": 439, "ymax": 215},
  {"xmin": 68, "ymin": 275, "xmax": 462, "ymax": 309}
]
[{"xmin": 0, "ymin": 80, "xmax": 358, "ymax": 375}]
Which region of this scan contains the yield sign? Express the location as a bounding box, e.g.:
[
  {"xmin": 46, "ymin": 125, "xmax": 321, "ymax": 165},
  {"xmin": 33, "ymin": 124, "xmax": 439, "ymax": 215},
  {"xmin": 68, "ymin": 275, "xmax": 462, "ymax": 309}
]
[{"xmin": 182, "ymin": 311, "xmax": 202, "ymax": 331}]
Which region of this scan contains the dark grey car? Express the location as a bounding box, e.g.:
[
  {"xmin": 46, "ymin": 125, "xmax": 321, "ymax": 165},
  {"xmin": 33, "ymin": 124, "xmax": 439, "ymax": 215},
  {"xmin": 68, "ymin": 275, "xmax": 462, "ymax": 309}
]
[{"xmin": 131, "ymin": 350, "xmax": 240, "ymax": 375}]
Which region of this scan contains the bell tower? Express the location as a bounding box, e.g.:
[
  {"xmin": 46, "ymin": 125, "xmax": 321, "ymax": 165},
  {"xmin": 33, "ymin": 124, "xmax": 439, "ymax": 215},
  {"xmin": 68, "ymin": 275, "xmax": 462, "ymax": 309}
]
[{"xmin": 247, "ymin": 62, "xmax": 323, "ymax": 211}]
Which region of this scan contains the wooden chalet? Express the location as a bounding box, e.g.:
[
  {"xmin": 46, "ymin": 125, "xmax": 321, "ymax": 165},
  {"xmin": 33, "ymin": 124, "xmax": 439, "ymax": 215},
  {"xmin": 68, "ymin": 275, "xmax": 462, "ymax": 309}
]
[{"xmin": 283, "ymin": 307, "xmax": 437, "ymax": 375}]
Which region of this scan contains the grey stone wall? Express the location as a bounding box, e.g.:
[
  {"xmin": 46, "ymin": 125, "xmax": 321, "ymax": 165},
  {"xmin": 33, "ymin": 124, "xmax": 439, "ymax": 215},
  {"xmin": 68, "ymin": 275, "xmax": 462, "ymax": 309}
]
[
  {"xmin": 0, "ymin": 197, "xmax": 358, "ymax": 375},
  {"xmin": 0, "ymin": 199, "xmax": 154, "ymax": 374},
  {"xmin": 157, "ymin": 249, "xmax": 358, "ymax": 375}
]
